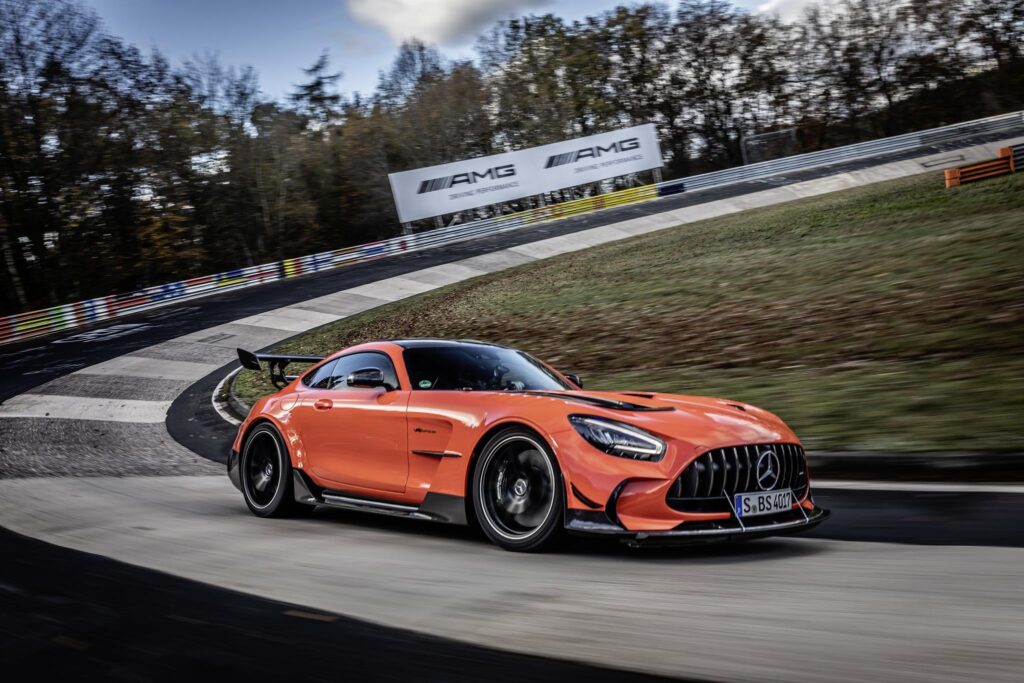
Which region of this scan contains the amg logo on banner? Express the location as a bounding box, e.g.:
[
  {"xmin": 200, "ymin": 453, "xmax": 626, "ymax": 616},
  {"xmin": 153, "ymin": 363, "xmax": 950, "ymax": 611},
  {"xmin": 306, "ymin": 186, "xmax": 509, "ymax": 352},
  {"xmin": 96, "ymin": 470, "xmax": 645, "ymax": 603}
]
[
  {"xmin": 544, "ymin": 137, "xmax": 641, "ymax": 169},
  {"xmin": 418, "ymin": 164, "xmax": 517, "ymax": 194},
  {"xmin": 388, "ymin": 123, "xmax": 660, "ymax": 222}
]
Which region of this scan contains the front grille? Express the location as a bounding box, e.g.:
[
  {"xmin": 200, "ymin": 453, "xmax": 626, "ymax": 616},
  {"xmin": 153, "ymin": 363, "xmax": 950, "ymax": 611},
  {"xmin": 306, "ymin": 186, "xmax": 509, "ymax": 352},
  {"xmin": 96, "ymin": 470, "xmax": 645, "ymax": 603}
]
[{"xmin": 666, "ymin": 443, "xmax": 808, "ymax": 513}]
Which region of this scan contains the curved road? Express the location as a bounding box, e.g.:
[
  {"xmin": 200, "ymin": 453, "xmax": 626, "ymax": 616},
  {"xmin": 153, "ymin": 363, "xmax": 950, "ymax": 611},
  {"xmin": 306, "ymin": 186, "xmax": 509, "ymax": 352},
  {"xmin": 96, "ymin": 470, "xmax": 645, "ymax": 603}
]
[{"xmin": 2, "ymin": 132, "xmax": 1024, "ymax": 681}]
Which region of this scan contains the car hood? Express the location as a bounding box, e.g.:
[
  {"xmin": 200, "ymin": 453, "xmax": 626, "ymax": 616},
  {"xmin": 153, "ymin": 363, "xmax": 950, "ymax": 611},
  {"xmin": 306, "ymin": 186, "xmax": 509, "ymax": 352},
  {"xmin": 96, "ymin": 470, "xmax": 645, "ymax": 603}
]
[{"xmin": 520, "ymin": 389, "xmax": 797, "ymax": 449}]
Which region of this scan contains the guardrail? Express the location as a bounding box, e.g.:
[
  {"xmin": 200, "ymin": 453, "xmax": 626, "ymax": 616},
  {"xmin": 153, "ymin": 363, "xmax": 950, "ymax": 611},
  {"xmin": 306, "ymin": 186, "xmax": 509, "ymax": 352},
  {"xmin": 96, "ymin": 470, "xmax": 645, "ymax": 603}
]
[
  {"xmin": 655, "ymin": 110, "xmax": 1023, "ymax": 195},
  {"xmin": 2, "ymin": 111, "xmax": 1022, "ymax": 346},
  {"xmin": 944, "ymin": 143, "xmax": 1022, "ymax": 187}
]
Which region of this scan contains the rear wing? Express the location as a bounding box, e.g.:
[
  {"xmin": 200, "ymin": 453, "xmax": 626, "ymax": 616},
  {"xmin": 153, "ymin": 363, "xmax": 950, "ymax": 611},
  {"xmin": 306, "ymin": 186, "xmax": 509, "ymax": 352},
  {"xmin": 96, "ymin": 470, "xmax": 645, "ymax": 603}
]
[{"xmin": 237, "ymin": 348, "xmax": 324, "ymax": 389}]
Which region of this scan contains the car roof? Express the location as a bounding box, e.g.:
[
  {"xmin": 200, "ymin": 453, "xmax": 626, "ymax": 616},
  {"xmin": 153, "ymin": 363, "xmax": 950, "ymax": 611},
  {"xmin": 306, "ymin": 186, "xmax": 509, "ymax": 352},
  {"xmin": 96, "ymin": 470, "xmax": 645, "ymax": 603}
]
[{"xmin": 387, "ymin": 338, "xmax": 513, "ymax": 350}]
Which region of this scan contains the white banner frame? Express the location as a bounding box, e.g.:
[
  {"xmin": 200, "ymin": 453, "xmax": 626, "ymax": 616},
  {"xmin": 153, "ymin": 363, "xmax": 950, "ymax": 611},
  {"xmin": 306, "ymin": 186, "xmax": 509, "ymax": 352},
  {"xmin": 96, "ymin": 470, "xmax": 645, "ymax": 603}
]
[{"xmin": 388, "ymin": 123, "xmax": 662, "ymax": 223}]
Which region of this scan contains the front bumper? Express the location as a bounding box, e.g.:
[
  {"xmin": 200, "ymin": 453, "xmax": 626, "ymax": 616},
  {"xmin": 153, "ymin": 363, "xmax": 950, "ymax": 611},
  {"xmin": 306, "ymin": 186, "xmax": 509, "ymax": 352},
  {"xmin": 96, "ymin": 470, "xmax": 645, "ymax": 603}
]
[
  {"xmin": 555, "ymin": 428, "xmax": 828, "ymax": 540},
  {"xmin": 566, "ymin": 505, "xmax": 830, "ymax": 547}
]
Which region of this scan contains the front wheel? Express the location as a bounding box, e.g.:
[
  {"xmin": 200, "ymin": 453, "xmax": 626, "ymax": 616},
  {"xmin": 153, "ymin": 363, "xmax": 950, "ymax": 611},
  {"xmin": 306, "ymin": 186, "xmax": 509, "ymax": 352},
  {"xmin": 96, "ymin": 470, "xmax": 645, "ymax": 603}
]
[
  {"xmin": 240, "ymin": 423, "xmax": 313, "ymax": 518},
  {"xmin": 472, "ymin": 427, "xmax": 565, "ymax": 552}
]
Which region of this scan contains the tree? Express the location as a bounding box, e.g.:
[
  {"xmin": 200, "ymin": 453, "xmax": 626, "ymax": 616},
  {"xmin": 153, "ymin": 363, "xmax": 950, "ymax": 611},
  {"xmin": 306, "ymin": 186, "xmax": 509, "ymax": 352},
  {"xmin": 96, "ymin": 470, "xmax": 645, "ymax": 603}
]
[
  {"xmin": 668, "ymin": 0, "xmax": 746, "ymax": 169},
  {"xmin": 477, "ymin": 16, "xmax": 579, "ymax": 148},
  {"xmin": 289, "ymin": 51, "xmax": 343, "ymax": 128},
  {"xmin": 1, "ymin": 0, "xmax": 1023, "ymax": 315},
  {"xmin": 598, "ymin": 4, "xmax": 670, "ymax": 128},
  {"xmin": 962, "ymin": 0, "xmax": 1024, "ymax": 67}
]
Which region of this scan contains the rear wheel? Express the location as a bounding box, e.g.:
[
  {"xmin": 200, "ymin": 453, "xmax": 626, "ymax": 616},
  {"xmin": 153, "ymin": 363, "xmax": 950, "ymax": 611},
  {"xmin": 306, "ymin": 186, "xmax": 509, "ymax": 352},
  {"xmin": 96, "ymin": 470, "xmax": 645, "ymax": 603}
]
[
  {"xmin": 472, "ymin": 427, "xmax": 564, "ymax": 552},
  {"xmin": 240, "ymin": 423, "xmax": 313, "ymax": 518}
]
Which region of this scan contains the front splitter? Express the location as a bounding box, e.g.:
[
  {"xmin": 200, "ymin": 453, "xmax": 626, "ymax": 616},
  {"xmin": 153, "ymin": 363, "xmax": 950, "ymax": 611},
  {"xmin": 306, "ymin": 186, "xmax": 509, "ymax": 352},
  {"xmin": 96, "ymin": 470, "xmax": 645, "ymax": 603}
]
[{"xmin": 566, "ymin": 507, "xmax": 830, "ymax": 547}]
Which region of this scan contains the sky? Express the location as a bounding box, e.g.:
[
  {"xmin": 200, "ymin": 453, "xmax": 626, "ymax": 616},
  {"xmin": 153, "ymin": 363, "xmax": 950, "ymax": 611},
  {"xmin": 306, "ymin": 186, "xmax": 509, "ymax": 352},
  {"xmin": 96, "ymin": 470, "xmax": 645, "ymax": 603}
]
[{"xmin": 84, "ymin": 0, "xmax": 818, "ymax": 102}]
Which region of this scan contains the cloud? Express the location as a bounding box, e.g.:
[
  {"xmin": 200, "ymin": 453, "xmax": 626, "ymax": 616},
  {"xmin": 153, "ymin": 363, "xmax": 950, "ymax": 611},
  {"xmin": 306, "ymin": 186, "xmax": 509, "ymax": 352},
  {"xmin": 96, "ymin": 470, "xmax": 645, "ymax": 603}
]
[
  {"xmin": 756, "ymin": 0, "xmax": 822, "ymax": 20},
  {"xmin": 347, "ymin": 0, "xmax": 550, "ymax": 45}
]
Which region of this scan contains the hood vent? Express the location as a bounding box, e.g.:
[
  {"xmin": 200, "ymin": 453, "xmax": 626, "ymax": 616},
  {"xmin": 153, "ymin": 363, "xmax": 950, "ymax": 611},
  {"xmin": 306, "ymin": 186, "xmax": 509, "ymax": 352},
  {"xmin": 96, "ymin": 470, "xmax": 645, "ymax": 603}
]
[{"xmin": 517, "ymin": 391, "xmax": 673, "ymax": 412}]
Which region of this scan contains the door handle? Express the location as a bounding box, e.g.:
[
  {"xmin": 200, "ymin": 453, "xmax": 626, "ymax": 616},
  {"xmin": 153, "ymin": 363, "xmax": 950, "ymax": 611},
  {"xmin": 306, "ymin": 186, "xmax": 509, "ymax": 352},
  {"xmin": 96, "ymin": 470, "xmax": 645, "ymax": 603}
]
[{"xmin": 314, "ymin": 398, "xmax": 333, "ymax": 411}]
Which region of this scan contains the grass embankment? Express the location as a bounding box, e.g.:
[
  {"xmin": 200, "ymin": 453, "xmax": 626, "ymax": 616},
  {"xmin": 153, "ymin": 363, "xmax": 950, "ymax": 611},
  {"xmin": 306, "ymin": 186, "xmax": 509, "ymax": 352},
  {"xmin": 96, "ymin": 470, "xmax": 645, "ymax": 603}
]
[{"xmin": 236, "ymin": 172, "xmax": 1024, "ymax": 452}]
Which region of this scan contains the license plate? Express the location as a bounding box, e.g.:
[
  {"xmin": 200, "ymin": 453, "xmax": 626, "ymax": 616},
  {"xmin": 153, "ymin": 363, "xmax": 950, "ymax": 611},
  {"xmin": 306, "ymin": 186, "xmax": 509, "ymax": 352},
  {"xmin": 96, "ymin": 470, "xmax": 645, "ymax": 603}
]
[{"xmin": 734, "ymin": 489, "xmax": 793, "ymax": 518}]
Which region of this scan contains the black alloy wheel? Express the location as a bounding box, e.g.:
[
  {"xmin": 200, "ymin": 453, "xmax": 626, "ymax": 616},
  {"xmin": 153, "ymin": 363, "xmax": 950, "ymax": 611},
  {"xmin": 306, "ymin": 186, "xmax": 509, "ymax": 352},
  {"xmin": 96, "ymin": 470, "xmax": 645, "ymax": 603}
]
[
  {"xmin": 240, "ymin": 423, "xmax": 312, "ymax": 518},
  {"xmin": 472, "ymin": 427, "xmax": 565, "ymax": 552}
]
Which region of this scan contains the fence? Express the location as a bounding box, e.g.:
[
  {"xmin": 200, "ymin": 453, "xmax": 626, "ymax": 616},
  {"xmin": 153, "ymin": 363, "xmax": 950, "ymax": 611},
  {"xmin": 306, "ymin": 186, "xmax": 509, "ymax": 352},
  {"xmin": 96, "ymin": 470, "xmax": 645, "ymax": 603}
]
[
  {"xmin": 655, "ymin": 110, "xmax": 1023, "ymax": 195},
  {"xmin": 2, "ymin": 111, "xmax": 1023, "ymax": 346},
  {"xmin": 944, "ymin": 143, "xmax": 1022, "ymax": 188}
]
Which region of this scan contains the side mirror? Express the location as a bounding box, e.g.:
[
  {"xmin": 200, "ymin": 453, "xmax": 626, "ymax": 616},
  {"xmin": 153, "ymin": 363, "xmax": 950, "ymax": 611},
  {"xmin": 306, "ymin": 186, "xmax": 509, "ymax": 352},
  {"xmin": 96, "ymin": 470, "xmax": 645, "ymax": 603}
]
[
  {"xmin": 347, "ymin": 367, "xmax": 388, "ymax": 389},
  {"xmin": 564, "ymin": 373, "xmax": 583, "ymax": 389}
]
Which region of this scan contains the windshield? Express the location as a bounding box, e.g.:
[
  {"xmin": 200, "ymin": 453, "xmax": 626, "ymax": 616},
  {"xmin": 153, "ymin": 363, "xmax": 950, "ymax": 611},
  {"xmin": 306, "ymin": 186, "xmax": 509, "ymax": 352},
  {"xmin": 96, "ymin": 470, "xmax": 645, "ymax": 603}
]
[{"xmin": 403, "ymin": 345, "xmax": 571, "ymax": 391}]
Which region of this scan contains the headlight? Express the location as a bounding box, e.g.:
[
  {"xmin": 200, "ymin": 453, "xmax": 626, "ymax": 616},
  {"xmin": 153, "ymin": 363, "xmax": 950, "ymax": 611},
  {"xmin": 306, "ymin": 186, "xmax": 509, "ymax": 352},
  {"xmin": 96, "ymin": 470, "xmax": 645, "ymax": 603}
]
[{"xmin": 568, "ymin": 415, "xmax": 666, "ymax": 462}]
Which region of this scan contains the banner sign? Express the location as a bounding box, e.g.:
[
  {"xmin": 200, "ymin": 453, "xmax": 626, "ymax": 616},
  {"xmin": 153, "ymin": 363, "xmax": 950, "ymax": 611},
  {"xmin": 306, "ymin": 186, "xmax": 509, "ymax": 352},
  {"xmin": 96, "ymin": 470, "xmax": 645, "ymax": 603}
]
[{"xmin": 388, "ymin": 123, "xmax": 662, "ymax": 223}]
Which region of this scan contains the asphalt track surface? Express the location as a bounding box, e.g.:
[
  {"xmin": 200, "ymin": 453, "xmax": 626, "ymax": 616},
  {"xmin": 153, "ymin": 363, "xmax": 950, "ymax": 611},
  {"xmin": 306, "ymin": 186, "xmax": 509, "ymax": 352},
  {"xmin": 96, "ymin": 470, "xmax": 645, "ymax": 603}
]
[
  {"xmin": 0, "ymin": 528, "xmax": 683, "ymax": 683},
  {"xmin": 3, "ymin": 476, "xmax": 1022, "ymax": 683},
  {"xmin": 2, "ymin": 489, "xmax": 1022, "ymax": 682},
  {"xmin": 2, "ymin": 129, "xmax": 1024, "ymax": 682}
]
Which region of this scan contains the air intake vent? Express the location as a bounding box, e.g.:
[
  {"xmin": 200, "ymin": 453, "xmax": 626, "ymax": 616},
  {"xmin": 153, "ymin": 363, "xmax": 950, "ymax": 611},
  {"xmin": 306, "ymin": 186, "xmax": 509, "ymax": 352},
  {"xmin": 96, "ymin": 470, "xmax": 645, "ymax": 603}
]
[{"xmin": 666, "ymin": 444, "xmax": 808, "ymax": 513}]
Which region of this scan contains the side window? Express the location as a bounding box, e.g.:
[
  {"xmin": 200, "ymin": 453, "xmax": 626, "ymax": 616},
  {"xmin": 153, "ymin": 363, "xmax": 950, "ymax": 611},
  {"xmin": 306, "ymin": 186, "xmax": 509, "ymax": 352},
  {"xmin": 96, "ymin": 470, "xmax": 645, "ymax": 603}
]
[
  {"xmin": 302, "ymin": 359, "xmax": 338, "ymax": 389},
  {"xmin": 329, "ymin": 352, "xmax": 400, "ymax": 390}
]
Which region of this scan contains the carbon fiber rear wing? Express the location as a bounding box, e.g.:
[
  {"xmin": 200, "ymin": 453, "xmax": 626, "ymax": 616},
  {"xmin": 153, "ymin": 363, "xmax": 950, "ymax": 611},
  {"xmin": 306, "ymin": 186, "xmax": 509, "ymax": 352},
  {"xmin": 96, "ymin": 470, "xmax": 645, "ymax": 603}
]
[{"xmin": 237, "ymin": 348, "xmax": 324, "ymax": 389}]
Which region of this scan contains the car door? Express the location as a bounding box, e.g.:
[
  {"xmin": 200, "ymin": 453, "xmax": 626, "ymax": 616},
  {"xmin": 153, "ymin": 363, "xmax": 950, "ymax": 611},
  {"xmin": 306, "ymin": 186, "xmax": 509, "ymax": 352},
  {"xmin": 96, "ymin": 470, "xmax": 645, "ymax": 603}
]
[{"xmin": 295, "ymin": 351, "xmax": 409, "ymax": 493}]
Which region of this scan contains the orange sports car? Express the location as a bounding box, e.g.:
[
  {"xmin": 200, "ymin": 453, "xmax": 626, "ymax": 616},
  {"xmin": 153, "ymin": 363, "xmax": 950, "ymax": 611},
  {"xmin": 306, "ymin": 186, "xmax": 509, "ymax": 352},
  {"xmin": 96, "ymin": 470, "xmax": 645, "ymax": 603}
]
[{"xmin": 229, "ymin": 339, "xmax": 828, "ymax": 551}]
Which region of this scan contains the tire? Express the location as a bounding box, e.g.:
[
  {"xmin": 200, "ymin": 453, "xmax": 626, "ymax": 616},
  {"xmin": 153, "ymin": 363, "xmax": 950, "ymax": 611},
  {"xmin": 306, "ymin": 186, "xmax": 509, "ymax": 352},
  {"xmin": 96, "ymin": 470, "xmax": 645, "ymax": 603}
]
[
  {"xmin": 472, "ymin": 426, "xmax": 565, "ymax": 552},
  {"xmin": 240, "ymin": 423, "xmax": 313, "ymax": 518}
]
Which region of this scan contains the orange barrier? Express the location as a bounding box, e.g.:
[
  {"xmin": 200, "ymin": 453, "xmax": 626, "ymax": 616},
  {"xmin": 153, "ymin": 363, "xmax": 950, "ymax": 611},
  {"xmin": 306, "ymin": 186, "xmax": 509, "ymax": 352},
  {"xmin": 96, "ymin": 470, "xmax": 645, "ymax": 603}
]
[{"xmin": 945, "ymin": 148, "xmax": 1016, "ymax": 188}]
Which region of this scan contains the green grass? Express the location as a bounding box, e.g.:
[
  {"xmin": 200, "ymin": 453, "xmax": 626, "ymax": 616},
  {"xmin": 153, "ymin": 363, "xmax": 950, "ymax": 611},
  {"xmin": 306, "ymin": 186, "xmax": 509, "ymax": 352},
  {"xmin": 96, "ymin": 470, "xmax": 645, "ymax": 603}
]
[{"xmin": 235, "ymin": 171, "xmax": 1024, "ymax": 452}]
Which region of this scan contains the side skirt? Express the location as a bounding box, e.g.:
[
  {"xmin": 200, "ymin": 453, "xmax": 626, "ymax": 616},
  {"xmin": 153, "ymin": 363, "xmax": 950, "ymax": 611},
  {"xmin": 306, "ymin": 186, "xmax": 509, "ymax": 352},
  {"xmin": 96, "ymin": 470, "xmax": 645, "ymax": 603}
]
[{"xmin": 293, "ymin": 471, "xmax": 467, "ymax": 525}]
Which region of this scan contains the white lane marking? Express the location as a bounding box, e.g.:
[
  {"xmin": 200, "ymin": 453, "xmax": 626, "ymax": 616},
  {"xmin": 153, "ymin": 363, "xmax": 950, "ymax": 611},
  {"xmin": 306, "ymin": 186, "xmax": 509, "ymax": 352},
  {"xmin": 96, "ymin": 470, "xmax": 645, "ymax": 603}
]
[
  {"xmin": 211, "ymin": 367, "xmax": 242, "ymax": 426},
  {"xmin": 342, "ymin": 276, "xmax": 440, "ymax": 302},
  {"xmin": 457, "ymin": 249, "xmax": 536, "ymax": 271},
  {"xmin": 25, "ymin": 362, "xmax": 85, "ymax": 375},
  {"xmin": 175, "ymin": 323, "xmax": 293, "ymax": 348},
  {"xmin": 399, "ymin": 262, "xmax": 487, "ymax": 287},
  {"xmin": 508, "ymin": 226, "xmax": 633, "ymax": 259},
  {"xmin": 0, "ymin": 394, "xmax": 171, "ymax": 423},
  {"xmin": 288, "ymin": 291, "xmax": 390, "ymax": 318},
  {"xmin": 76, "ymin": 355, "xmax": 219, "ymax": 382},
  {"xmin": 509, "ymin": 235, "xmax": 591, "ymax": 259},
  {"xmin": 52, "ymin": 323, "xmax": 152, "ymax": 344},
  {"xmin": 814, "ymin": 479, "xmax": 1024, "ymax": 494},
  {"xmin": 233, "ymin": 307, "xmax": 342, "ymax": 332}
]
